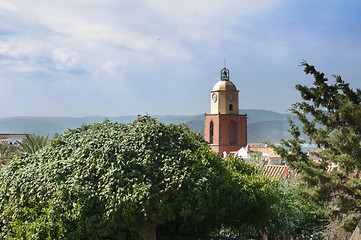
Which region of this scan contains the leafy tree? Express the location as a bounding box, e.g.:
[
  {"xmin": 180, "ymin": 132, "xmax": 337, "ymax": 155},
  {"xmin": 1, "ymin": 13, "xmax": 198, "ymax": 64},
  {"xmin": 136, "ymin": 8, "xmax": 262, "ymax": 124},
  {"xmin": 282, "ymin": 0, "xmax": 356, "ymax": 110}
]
[
  {"xmin": 0, "ymin": 144, "xmax": 14, "ymax": 166},
  {"xmin": 271, "ymin": 61, "xmax": 361, "ymax": 220},
  {"xmin": 195, "ymin": 181, "xmax": 324, "ymax": 240},
  {"xmin": 0, "ymin": 116, "xmax": 278, "ymax": 239},
  {"xmin": 17, "ymin": 133, "xmax": 49, "ymax": 154},
  {"xmin": 259, "ymin": 181, "xmax": 324, "ymax": 240},
  {"xmin": 250, "ymin": 151, "xmax": 267, "ymax": 172}
]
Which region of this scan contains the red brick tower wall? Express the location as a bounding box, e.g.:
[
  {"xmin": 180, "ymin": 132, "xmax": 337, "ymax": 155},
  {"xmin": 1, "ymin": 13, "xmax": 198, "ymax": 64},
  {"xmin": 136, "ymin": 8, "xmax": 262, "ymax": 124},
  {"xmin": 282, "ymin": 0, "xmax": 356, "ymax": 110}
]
[
  {"xmin": 205, "ymin": 114, "xmax": 247, "ymax": 154},
  {"xmin": 204, "ymin": 114, "xmax": 220, "ymax": 153}
]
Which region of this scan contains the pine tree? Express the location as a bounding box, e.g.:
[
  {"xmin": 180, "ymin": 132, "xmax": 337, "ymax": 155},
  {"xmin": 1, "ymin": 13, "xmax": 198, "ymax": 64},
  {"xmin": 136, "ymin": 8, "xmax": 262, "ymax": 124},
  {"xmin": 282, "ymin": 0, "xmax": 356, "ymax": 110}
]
[{"xmin": 271, "ymin": 61, "xmax": 361, "ymax": 218}]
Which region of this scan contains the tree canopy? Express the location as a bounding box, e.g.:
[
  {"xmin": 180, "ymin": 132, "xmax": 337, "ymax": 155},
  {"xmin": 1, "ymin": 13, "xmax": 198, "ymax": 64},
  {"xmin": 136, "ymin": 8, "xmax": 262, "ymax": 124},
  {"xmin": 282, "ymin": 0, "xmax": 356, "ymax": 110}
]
[
  {"xmin": 0, "ymin": 115, "xmax": 278, "ymax": 239},
  {"xmin": 0, "ymin": 144, "xmax": 14, "ymax": 166},
  {"xmin": 271, "ymin": 62, "xmax": 361, "ymax": 220}
]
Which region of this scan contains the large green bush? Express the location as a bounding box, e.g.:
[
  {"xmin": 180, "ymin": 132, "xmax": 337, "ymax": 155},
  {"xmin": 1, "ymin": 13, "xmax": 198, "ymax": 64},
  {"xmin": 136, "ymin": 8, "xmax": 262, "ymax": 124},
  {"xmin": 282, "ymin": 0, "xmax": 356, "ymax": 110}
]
[
  {"xmin": 209, "ymin": 180, "xmax": 325, "ymax": 240},
  {"xmin": 259, "ymin": 181, "xmax": 324, "ymax": 240},
  {"xmin": 0, "ymin": 116, "xmax": 278, "ymax": 239}
]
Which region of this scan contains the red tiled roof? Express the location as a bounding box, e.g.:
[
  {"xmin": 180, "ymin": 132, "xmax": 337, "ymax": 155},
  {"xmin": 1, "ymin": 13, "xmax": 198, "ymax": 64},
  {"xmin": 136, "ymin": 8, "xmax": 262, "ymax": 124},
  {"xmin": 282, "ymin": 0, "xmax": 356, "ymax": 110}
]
[
  {"xmin": 247, "ymin": 145, "xmax": 280, "ymax": 158},
  {"xmin": 228, "ymin": 151, "xmax": 237, "ymax": 157},
  {"xmin": 262, "ymin": 165, "xmax": 289, "ymax": 179}
]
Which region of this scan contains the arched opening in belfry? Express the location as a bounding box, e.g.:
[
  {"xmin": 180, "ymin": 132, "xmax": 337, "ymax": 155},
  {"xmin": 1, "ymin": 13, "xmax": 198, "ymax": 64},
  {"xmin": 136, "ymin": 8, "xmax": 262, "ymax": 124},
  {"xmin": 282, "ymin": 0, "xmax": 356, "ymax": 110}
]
[
  {"xmin": 209, "ymin": 121, "xmax": 214, "ymax": 144},
  {"xmin": 229, "ymin": 104, "xmax": 233, "ymax": 111}
]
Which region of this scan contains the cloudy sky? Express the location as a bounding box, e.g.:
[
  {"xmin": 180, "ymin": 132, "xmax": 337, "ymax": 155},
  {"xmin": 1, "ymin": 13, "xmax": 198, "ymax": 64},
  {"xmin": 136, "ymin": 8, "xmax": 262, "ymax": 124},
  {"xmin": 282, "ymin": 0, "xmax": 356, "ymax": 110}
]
[{"xmin": 0, "ymin": 0, "xmax": 361, "ymax": 117}]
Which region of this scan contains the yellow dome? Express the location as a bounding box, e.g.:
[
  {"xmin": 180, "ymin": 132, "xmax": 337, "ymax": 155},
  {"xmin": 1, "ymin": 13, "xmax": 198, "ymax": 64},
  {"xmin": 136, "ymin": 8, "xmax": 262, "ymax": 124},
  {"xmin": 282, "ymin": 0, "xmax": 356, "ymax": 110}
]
[{"xmin": 212, "ymin": 80, "xmax": 237, "ymax": 91}]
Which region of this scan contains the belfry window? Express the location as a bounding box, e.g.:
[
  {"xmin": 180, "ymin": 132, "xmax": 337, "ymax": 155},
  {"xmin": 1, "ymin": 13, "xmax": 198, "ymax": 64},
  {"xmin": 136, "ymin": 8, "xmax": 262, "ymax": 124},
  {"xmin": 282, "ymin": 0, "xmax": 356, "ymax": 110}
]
[
  {"xmin": 209, "ymin": 121, "xmax": 214, "ymax": 144},
  {"xmin": 229, "ymin": 104, "xmax": 233, "ymax": 111}
]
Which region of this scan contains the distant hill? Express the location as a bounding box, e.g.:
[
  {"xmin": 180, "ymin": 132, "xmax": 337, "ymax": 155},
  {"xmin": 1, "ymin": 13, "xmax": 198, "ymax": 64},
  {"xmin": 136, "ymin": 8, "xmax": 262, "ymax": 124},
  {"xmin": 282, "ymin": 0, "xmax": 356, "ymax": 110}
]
[
  {"xmin": 241, "ymin": 109, "xmax": 290, "ymax": 124},
  {"xmin": 248, "ymin": 120, "xmax": 292, "ymax": 143},
  {"xmin": 0, "ymin": 109, "xmax": 297, "ymax": 143}
]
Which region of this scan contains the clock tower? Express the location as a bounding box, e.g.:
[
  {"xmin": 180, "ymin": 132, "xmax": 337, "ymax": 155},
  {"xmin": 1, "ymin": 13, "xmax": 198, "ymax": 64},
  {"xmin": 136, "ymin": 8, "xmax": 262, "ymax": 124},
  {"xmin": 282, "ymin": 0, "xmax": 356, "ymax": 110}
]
[{"xmin": 204, "ymin": 68, "xmax": 247, "ymax": 154}]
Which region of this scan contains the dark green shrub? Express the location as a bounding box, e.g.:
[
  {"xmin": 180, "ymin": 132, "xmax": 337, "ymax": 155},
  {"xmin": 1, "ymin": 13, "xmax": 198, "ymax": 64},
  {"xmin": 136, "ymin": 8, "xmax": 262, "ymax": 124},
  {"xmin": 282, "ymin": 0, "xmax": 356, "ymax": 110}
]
[{"xmin": 0, "ymin": 116, "xmax": 278, "ymax": 239}]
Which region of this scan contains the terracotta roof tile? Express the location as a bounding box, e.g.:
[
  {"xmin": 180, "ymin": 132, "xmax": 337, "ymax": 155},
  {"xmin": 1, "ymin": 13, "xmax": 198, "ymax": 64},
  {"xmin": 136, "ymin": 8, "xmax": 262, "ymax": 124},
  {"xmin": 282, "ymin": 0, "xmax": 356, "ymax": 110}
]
[{"xmin": 262, "ymin": 165, "xmax": 289, "ymax": 179}]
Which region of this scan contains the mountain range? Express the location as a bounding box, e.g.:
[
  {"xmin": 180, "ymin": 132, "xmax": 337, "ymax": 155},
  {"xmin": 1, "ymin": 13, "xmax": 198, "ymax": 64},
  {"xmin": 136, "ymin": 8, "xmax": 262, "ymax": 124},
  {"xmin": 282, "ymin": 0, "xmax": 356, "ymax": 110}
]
[{"xmin": 0, "ymin": 109, "xmax": 298, "ymax": 143}]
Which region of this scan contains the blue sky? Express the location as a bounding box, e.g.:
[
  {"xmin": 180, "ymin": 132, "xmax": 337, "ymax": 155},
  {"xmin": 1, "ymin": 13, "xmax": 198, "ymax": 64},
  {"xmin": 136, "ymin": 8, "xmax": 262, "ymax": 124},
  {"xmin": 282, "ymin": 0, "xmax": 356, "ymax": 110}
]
[{"xmin": 0, "ymin": 0, "xmax": 361, "ymax": 117}]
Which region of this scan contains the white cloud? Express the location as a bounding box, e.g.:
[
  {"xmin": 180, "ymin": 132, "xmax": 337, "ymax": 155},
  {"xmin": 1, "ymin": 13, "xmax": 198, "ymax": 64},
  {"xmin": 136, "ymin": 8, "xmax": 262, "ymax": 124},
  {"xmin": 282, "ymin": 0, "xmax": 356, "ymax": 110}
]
[
  {"xmin": 53, "ymin": 48, "xmax": 78, "ymax": 69},
  {"xmin": 0, "ymin": 0, "xmax": 18, "ymax": 12},
  {"xmin": 0, "ymin": 37, "xmax": 50, "ymax": 58},
  {"xmin": 0, "ymin": 59, "xmax": 17, "ymax": 65},
  {"xmin": 0, "ymin": 0, "xmax": 283, "ymax": 76},
  {"xmin": 145, "ymin": 0, "xmax": 281, "ymax": 39},
  {"xmin": 8, "ymin": 64, "xmax": 38, "ymax": 73},
  {"xmin": 100, "ymin": 60, "xmax": 120, "ymax": 75},
  {"xmin": 0, "ymin": 59, "xmax": 38, "ymax": 73}
]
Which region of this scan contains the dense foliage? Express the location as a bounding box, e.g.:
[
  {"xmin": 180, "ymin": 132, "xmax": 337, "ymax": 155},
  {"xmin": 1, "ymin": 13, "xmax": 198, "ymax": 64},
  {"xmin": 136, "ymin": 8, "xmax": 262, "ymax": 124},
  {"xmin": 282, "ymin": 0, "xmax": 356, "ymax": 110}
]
[
  {"xmin": 0, "ymin": 144, "xmax": 14, "ymax": 166},
  {"xmin": 259, "ymin": 181, "xmax": 324, "ymax": 240},
  {"xmin": 0, "ymin": 116, "xmax": 278, "ymax": 239},
  {"xmin": 271, "ymin": 62, "xmax": 361, "ymax": 220},
  {"xmin": 214, "ymin": 180, "xmax": 324, "ymax": 240}
]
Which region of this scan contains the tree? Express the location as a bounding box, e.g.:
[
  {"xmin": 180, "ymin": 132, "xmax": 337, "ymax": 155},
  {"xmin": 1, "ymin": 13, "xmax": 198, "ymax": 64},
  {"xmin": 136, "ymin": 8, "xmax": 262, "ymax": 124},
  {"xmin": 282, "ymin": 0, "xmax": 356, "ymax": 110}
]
[
  {"xmin": 0, "ymin": 144, "xmax": 14, "ymax": 166},
  {"xmin": 250, "ymin": 151, "xmax": 267, "ymax": 172},
  {"xmin": 259, "ymin": 181, "xmax": 324, "ymax": 240},
  {"xmin": 17, "ymin": 133, "xmax": 49, "ymax": 154},
  {"xmin": 0, "ymin": 116, "xmax": 278, "ymax": 239},
  {"xmin": 271, "ymin": 61, "xmax": 361, "ymax": 221}
]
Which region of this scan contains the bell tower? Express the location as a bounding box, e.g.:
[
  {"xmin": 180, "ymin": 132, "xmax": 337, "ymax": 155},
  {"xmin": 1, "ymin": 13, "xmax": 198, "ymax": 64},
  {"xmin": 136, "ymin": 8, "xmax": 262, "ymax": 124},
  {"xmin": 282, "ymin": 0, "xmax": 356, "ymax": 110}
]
[
  {"xmin": 210, "ymin": 68, "xmax": 239, "ymax": 115},
  {"xmin": 205, "ymin": 68, "xmax": 247, "ymax": 154}
]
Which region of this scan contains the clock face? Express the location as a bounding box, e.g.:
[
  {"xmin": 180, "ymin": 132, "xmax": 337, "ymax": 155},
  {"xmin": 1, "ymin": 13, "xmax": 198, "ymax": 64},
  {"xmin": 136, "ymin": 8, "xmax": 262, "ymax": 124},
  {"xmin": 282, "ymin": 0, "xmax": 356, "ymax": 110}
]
[
  {"xmin": 228, "ymin": 94, "xmax": 235, "ymax": 101},
  {"xmin": 212, "ymin": 93, "xmax": 217, "ymax": 102}
]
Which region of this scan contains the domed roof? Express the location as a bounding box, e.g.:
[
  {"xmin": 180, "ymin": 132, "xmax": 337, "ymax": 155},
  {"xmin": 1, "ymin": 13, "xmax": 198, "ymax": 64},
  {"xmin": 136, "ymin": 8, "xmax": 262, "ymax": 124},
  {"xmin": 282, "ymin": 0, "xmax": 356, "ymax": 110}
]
[{"xmin": 212, "ymin": 80, "xmax": 237, "ymax": 91}]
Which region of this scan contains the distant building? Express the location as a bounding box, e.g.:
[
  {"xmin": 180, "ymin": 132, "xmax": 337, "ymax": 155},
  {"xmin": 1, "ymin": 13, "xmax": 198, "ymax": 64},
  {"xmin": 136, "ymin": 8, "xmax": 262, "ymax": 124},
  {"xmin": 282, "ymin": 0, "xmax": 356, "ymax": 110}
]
[
  {"xmin": 233, "ymin": 144, "xmax": 284, "ymax": 165},
  {"xmin": 226, "ymin": 144, "xmax": 291, "ymax": 179},
  {"xmin": 204, "ymin": 68, "xmax": 247, "ymax": 154},
  {"xmin": 0, "ymin": 134, "xmax": 27, "ymax": 151}
]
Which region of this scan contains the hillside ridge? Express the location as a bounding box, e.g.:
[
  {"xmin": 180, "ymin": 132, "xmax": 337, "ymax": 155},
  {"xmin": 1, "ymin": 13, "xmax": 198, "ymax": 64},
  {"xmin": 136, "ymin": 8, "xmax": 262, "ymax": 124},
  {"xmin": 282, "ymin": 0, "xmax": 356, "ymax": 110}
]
[{"xmin": 0, "ymin": 109, "xmax": 295, "ymax": 143}]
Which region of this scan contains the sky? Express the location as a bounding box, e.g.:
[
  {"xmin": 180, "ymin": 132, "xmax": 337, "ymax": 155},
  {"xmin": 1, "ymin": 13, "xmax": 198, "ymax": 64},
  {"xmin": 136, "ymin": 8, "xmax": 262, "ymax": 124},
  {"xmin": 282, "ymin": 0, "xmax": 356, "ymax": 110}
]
[{"xmin": 0, "ymin": 0, "xmax": 361, "ymax": 117}]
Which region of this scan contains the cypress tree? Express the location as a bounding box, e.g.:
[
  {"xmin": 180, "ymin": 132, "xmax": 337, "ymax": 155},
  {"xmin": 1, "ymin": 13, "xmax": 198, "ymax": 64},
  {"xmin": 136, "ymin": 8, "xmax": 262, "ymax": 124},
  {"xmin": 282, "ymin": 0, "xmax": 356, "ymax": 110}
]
[{"xmin": 272, "ymin": 61, "xmax": 361, "ymax": 219}]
